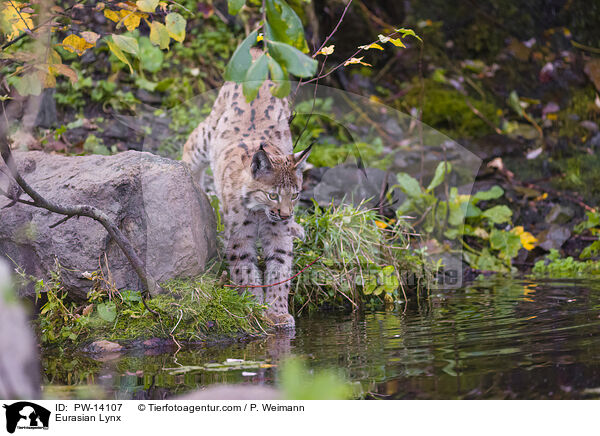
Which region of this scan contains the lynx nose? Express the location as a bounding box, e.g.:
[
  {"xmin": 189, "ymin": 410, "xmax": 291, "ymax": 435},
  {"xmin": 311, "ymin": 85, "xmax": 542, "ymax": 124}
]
[{"xmin": 279, "ymin": 214, "xmax": 290, "ymax": 221}]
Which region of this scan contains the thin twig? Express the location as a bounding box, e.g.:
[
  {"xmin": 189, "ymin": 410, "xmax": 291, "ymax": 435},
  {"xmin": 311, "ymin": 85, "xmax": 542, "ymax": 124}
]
[{"xmin": 312, "ymin": 0, "xmax": 353, "ymax": 58}]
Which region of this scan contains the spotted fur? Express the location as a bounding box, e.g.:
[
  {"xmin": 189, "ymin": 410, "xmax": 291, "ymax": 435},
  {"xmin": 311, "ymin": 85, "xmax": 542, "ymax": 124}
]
[{"xmin": 182, "ymin": 61, "xmax": 310, "ymax": 328}]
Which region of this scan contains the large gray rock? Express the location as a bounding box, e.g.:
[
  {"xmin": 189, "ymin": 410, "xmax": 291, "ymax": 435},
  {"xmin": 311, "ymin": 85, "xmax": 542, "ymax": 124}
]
[
  {"xmin": 0, "ymin": 259, "xmax": 40, "ymax": 399},
  {"xmin": 0, "ymin": 151, "xmax": 216, "ymax": 300}
]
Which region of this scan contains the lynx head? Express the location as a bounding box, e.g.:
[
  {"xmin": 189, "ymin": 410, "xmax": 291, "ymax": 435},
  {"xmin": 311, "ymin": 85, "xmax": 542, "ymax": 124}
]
[{"xmin": 244, "ymin": 143, "xmax": 312, "ymax": 222}]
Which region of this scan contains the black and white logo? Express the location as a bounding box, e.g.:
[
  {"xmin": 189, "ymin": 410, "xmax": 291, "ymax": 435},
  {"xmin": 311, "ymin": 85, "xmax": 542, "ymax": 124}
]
[{"xmin": 3, "ymin": 402, "xmax": 50, "ymax": 434}]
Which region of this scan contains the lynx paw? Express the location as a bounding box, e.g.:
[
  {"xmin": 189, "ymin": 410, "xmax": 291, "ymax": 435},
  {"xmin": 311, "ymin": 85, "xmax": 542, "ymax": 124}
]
[
  {"xmin": 266, "ymin": 311, "xmax": 296, "ymax": 329},
  {"xmin": 288, "ymin": 221, "xmax": 305, "ymax": 241}
]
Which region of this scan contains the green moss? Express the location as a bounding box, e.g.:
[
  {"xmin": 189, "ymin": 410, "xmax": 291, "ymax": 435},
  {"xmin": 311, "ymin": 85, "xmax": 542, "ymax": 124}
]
[
  {"xmin": 551, "ymin": 153, "xmax": 600, "ymax": 206},
  {"xmin": 37, "ymin": 273, "xmax": 269, "ymax": 349},
  {"xmin": 403, "ymin": 79, "xmax": 499, "ymax": 138},
  {"xmin": 557, "ymin": 87, "xmax": 599, "ymax": 139}
]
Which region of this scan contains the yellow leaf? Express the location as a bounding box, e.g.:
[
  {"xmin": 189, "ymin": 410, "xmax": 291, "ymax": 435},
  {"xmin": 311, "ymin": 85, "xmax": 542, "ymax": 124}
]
[
  {"xmin": 120, "ymin": 10, "xmax": 146, "ymax": 32},
  {"xmin": 359, "ymin": 42, "xmax": 384, "ymax": 51},
  {"xmin": 0, "ymin": 1, "xmax": 34, "ymax": 41},
  {"xmin": 44, "ymin": 69, "xmax": 56, "ymax": 88},
  {"xmin": 374, "ymin": 220, "xmax": 388, "ymax": 229},
  {"xmin": 344, "ymin": 56, "xmax": 372, "ymax": 67},
  {"xmin": 104, "ymin": 8, "xmax": 120, "ymax": 22},
  {"xmin": 316, "ymin": 45, "xmax": 335, "ymax": 56},
  {"xmin": 149, "ymin": 21, "xmax": 170, "ymax": 50},
  {"xmin": 511, "ymin": 226, "xmax": 525, "ymax": 235},
  {"xmin": 388, "ymin": 38, "xmax": 406, "ymax": 48},
  {"xmin": 511, "ymin": 226, "xmax": 538, "ymax": 250},
  {"xmin": 520, "ymin": 231, "xmax": 538, "ymax": 250},
  {"xmin": 61, "ymin": 34, "xmax": 94, "ymax": 56}
]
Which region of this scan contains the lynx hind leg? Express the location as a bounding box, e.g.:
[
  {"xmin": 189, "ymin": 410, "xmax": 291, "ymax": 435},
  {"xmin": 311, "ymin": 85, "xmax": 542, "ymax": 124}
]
[
  {"xmin": 224, "ymin": 210, "xmax": 264, "ymax": 303},
  {"xmin": 260, "ymin": 220, "xmax": 295, "ymax": 328}
]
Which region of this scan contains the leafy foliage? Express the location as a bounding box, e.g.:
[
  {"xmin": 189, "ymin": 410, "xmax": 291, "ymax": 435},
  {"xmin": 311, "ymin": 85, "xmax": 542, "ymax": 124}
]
[
  {"xmin": 532, "ymin": 249, "xmax": 600, "ymax": 277},
  {"xmin": 1, "ymin": 0, "xmax": 190, "ymax": 97},
  {"xmin": 292, "ymin": 201, "xmax": 434, "ymax": 312},
  {"xmin": 224, "ymin": 0, "xmax": 317, "ymax": 100},
  {"xmin": 393, "ymin": 164, "xmax": 537, "ymax": 272}
]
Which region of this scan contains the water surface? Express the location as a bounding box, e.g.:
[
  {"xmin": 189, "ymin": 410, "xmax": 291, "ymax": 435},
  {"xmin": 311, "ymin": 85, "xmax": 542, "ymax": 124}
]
[{"xmin": 43, "ymin": 279, "xmax": 600, "ymax": 399}]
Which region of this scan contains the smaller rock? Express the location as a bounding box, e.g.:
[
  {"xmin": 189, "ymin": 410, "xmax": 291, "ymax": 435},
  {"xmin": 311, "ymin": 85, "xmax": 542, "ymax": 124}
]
[
  {"xmin": 580, "ymin": 120, "xmax": 599, "ymax": 133},
  {"xmin": 545, "ymin": 204, "xmax": 575, "ymax": 225},
  {"xmin": 86, "ymin": 340, "xmax": 123, "ymax": 354},
  {"xmin": 537, "ymin": 224, "xmax": 572, "ymax": 251}
]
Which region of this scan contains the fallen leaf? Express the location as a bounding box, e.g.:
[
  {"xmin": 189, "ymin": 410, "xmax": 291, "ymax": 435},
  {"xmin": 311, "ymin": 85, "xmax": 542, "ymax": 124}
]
[
  {"xmin": 374, "ymin": 220, "xmax": 388, "ymax": 229},
  {"xmin": 584, "ymin": 59, "xmax": 600, "ymax": 92}
]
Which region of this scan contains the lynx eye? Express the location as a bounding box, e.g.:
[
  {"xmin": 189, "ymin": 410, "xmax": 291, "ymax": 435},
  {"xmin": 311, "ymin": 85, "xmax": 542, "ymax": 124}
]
[
  {"xmin": 267, "ymin": 192, "xmax": 279, "ymax": 201},
  {"xmin": 291, "ymin": 192, "xmax": 299, "ymax": 200}
]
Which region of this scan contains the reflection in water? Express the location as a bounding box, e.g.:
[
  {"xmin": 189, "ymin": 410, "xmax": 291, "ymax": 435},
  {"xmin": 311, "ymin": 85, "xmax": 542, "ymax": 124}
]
[{"xmin": 43, "ymin": 279, "xmax": 600, "ymax": 399}]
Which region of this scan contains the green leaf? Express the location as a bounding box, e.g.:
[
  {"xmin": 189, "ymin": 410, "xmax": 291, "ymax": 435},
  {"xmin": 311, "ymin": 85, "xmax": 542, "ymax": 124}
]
[
  {"xmin": 224, "ymin": 30, "xmax": 258, "ymax": 82},
  {"xmin": 395, "ymin": 28, "xmax": 422, "ymax": 42},
  {"xmin": 482, "ymin": 205, "xmax": 512, "ymax": 224},
  {"xmin": 426, "ymin": 161, "xmax": 452, "ymax": 192},
  {"xmin": 362, "ymin": 277, "xmax": 377, "ymax": 295},
  {"xmin": 265, "ymin": 0, "xmax": 308, "ymax": 52},
  {"xmin": 396, "ymin": 173, "xmax": 422, "ymax": 198},
  {"xmin": 112, "ymin": 34, "xmax": 139, "ymax": 57},
  {"xmin": 165, "ymin": 12, "xmax": 186, "ymax": 43},
  {"xmin": 473, "ymin": 185, "xmax": 504, "ymax": 202},
  {"xmin": 490, "ymin": 229, "xmax": 521, "ymax": 259},
  {"xmin": 106, "ymin": 37, "xmax": 133, "ymax": 73},
  {"xmin": 267, "ymin": 56, "xmax": 290, "ymax": 98},
  {"xmin": 97, "ymin": 302, "xmax": 117, "ymax": 323},
  {"xmin": 149, "ymin": 21, "xmax": 170, "ymax": 50},
  {"xmin": 508, "ymin": 90, "xmax": 524, "ymax": 116},
  {"xmin": 228, "ymin": 0, "xmax": 245, "ymax": 15},
  {"xmin": 13, "ymin": 73, "xmax": 42, "ymax": 97},
  {"xmin": 136, "ymin": 0, "xmax": 158, "ymax": 13},
  {"xmin": 267, "ymin": 40, "xmax": 317, "ymax": 78},
  {"xmin": 139, "ymin": 36, "xmax": 164, "ymax": 73},
  {"xmin": 448, "ymin": 201, "xmax": 464, "ymax": 226},
  {"xmin": 473, "ymin": 248, "xmax": 508, "ymax": 272},
  {"xmin": 243, "ymin": 53, "xmax": 269, "ymax": 102}
]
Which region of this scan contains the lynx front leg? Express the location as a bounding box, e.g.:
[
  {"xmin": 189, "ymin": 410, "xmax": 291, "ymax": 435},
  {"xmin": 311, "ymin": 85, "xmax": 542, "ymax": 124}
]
[
  {"xmin": 224, "ymin": 210, "xmax": 264, "ymax": 303},
  {"xmin": 260, "ymin": 220, "xmax": 296, "ymax": 328}
]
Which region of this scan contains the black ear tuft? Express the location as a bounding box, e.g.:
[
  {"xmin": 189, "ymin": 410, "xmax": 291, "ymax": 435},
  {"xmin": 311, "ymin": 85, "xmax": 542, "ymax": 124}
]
[
  {"xmin": 293, "ymin": 142, "xmax": 314, "ymax": 169},
  {"xmin": 251, "ymin": 147, "xmax": 273, "ymax": 178}
]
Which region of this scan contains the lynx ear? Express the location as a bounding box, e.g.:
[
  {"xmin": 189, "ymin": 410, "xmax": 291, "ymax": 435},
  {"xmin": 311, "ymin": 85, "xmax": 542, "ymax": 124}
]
[
  {"xmin": 251, "ymin": 145, "xmax": 273, "ymax": 178},
  {"xmin": 293, "ymin": 143, "xmax": 313, "ymax": 170}
]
